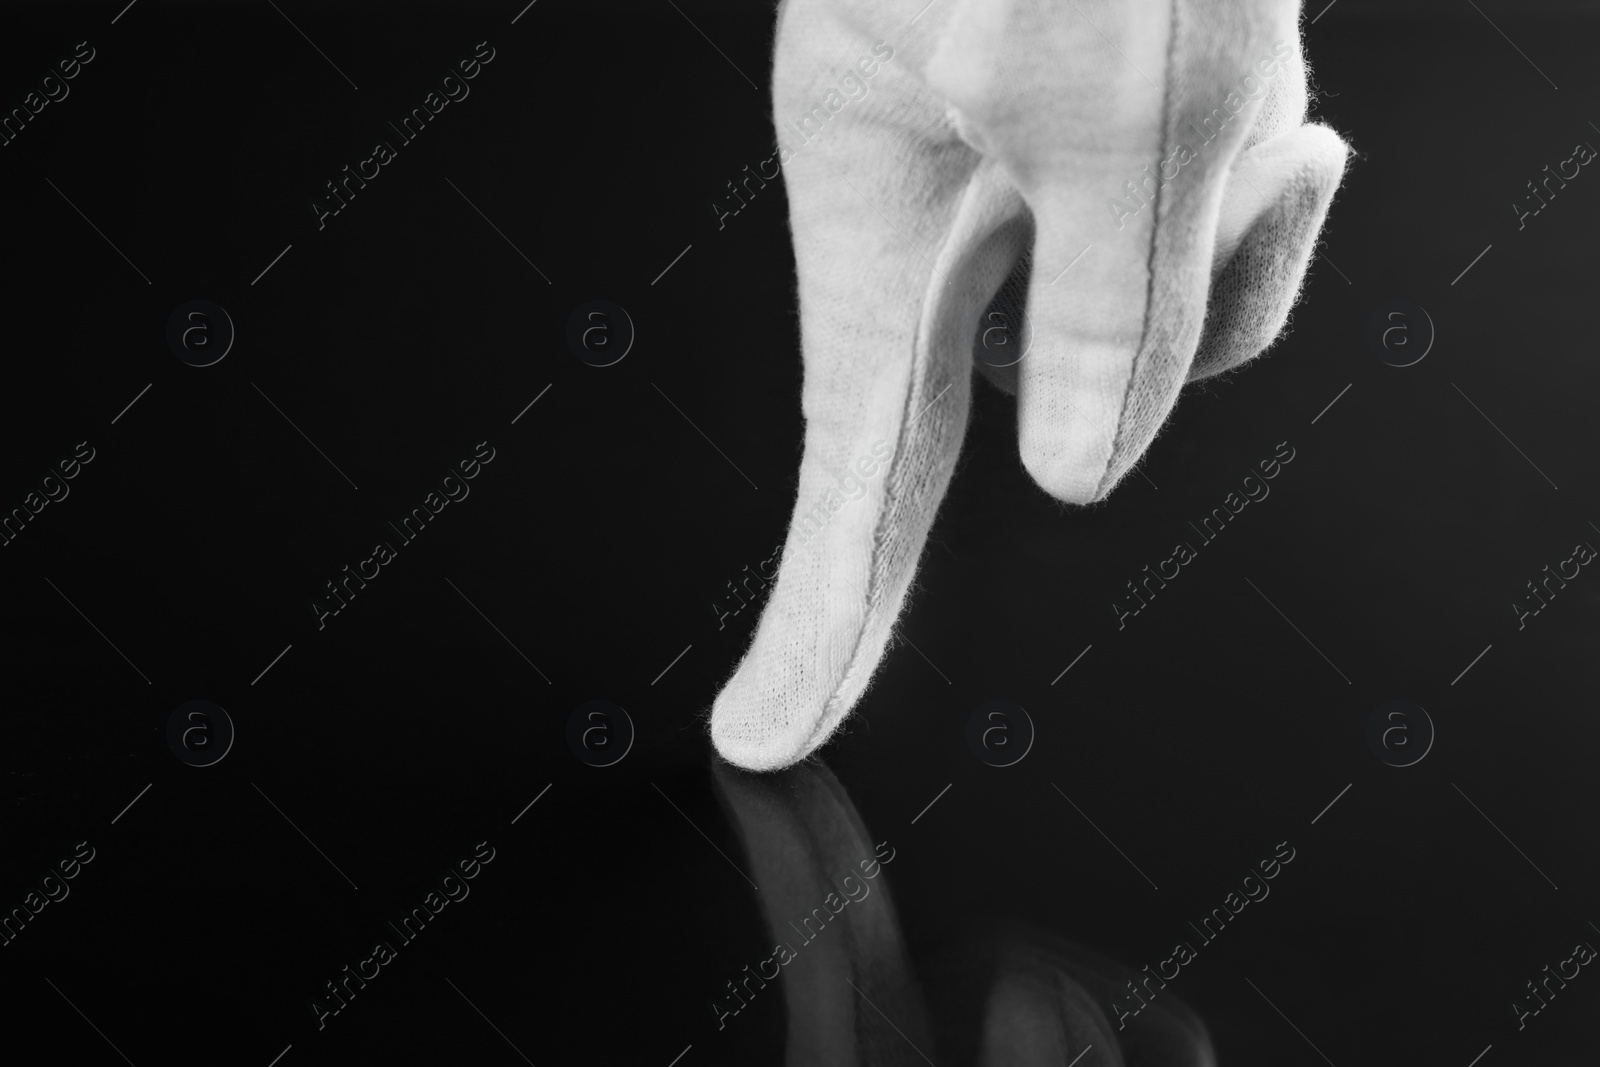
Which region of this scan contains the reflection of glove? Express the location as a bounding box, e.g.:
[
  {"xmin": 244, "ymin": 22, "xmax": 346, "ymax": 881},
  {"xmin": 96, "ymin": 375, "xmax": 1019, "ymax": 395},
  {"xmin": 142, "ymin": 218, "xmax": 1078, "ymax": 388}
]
[
  {"xmin": 711, "ymin": 0, "xmax": 1350, "ymax": 771},
  {"xmin": 928, "ymin": 921, "xmax": 1218, "ymax": 1067},
  {"xmin": 711, "ymin": 761, "xmax": 935, "ymax": 1066},
  {"xmin": 713, "ymin": 761, "xmax": 1217, "ymax": 1066}
]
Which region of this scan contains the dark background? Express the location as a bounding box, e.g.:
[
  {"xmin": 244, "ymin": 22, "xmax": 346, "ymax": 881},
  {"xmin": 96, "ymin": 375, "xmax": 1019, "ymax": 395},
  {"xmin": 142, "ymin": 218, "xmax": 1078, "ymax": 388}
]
[{"xmin": 1, "ymin": 0, "xmax": 1598, "ymax": 1064}]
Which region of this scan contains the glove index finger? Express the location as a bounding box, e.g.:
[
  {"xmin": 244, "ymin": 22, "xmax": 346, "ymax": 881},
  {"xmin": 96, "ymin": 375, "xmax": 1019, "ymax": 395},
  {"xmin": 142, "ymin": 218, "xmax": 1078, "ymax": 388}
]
[{"xmin": 711, "ymin": 0, "xmax": 1030, "ymax": 771}]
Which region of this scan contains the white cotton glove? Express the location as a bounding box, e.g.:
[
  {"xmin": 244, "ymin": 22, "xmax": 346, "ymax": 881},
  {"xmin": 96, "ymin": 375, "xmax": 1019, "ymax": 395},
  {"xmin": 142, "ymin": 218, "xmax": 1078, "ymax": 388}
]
[{"xmin": 710, "ymin": 0, "xmax": 1350, "ymax": 771}]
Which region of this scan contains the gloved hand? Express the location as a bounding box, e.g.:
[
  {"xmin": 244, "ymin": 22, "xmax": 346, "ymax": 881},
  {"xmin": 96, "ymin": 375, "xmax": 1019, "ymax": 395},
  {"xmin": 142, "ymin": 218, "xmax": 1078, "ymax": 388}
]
[{"xmin": 711, "ymin": 0, "xmax": 1350, "ymax": 771}]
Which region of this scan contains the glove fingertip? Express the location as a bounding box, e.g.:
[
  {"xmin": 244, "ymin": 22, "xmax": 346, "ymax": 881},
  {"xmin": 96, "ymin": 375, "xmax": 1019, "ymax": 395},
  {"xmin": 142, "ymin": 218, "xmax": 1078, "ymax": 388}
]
[{"xmin": 1190, "ymin": 124, "xmax": 1350, "ymax": 382}]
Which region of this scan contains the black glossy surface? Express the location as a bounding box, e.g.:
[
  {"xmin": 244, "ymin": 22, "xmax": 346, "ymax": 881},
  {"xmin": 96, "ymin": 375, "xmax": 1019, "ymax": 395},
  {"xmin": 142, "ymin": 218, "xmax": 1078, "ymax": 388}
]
[{"xmin": 1, "ymin": 2, "xmax": 1597, "ymax": 1064}]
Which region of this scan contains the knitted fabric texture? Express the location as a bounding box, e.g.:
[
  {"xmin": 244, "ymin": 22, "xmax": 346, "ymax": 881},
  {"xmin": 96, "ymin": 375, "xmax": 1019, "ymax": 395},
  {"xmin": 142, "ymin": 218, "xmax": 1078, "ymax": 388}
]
[{"xmin": 711, "ymin": 0, "xmax": 1350, "ymax": 771}]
